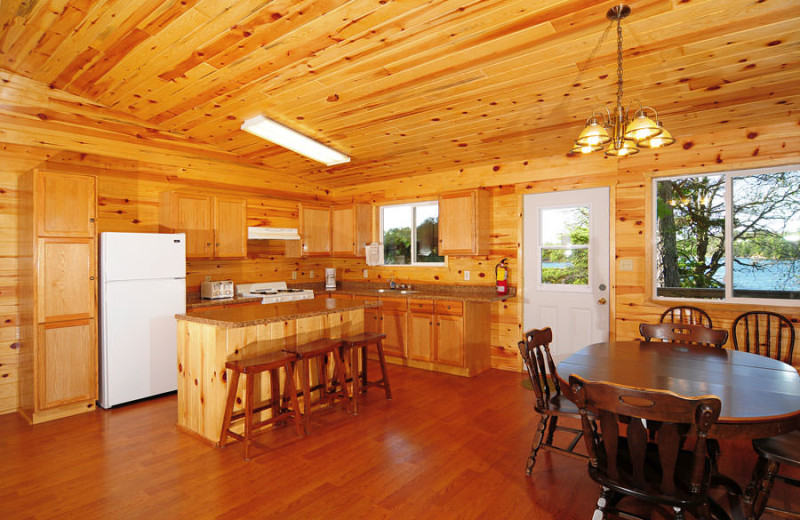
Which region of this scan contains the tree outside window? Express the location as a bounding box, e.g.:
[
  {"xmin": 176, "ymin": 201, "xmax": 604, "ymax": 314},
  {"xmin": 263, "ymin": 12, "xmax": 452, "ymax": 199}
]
[
  {"xmin": 382, "ymin": 202, "xmax": 444, "ymax": 266},
  {"xmin": 655, "ymin": 169, "xmax": 800, "ymax": 301}
]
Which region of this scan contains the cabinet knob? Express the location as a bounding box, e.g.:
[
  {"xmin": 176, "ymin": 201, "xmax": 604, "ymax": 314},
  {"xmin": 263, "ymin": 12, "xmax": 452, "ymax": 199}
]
[
  {"xmin": 89, "ymin": 218, "xmax": 95, "ymax": 223},
  {"xmin": 207, "ymin": 242, "xmax": 212, "ymax": 246},
  {"xmin": 90, "ymin": 276, "xmax": 95, "ymax": 280}
]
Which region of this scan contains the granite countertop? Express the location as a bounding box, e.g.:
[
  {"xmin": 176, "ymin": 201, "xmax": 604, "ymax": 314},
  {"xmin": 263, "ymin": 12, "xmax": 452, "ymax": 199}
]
[
  {"xmin": 186, "ymin": 293, "xmax": 262, "ymax": 309},
  {"xmin": 321, "ymin": 282, "xmax": 516, "ymax": 303},
  {"xmin": 176, "ymin": 298, "xmax": 381, "ymax": 328}
]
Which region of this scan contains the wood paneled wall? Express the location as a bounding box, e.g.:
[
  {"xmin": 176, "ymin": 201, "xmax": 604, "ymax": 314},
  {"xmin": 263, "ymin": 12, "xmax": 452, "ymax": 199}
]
[{"xmin": 2, "ymin": 70, "xmax": 799, "ymax": 416}]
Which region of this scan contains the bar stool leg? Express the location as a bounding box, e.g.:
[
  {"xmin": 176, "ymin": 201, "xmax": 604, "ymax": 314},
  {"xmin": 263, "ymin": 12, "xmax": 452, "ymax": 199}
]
[
  {"xmin": 244, "ymin": 372, "xmax": 255, "ymax": 460},
  {"xmin": 300, "ymin": 357, "xmax": 312, "ymax": 434},
  {"xmin": 336, "ymin": 347, "xmax": 351, "ymax": 414},
  {"xmin": 283, "ymin": 361, "xmax": 305, "ymax": 437},
  {"xmin": 375, "ymin": 339, "xmax": 392, "ymax": 400},
  {"xmin": 219, "ymin": 369, "xmax": 241, "ymax": 447},
  {"xmin": 350, "ymin": 345, "xmax": 361, "ymax": 415}
]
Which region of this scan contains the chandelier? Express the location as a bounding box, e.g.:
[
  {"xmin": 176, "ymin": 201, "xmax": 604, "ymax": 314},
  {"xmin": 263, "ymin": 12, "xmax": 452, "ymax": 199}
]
[{"xmin": 571, "ymin": 5, "xmax": 674, "ymax": 156}]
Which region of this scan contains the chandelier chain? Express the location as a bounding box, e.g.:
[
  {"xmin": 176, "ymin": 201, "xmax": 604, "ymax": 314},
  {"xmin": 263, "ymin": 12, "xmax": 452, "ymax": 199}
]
[{"xmin": 616, "ymin": 15, "xmax": 624, "ymax": 113}]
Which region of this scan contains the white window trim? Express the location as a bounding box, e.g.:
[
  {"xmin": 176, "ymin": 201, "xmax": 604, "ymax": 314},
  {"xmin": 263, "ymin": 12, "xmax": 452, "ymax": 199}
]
[
  {"xmin": 651, "ymin": 164, "xmax": 800, "ymax": 307},
  {"xmin": 379, "ymin": 200, "xmax": 445, "ymax": 267}
]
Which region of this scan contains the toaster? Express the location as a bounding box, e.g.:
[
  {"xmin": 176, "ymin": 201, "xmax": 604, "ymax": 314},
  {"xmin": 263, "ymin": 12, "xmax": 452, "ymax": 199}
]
[{"xmin": 201, "ymin": 280, "xmax": 234, "ymax": 300}]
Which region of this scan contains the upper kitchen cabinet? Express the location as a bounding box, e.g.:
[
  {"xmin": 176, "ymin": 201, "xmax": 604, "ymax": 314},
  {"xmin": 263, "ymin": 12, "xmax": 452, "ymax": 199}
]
[
  {"xmin": 299, "ymin": 203, "xmax": 331, "ymax": 257},
  {"xmin": 160, "ymin": 192, "xmax": 247, "ymax": 259},
  {"xmin": 438, "ymin": 189, "xmax": 490, "ymax": 256},
  {"xmin": 36, "ymin": 170, "xmax": 96, "ymax": 237},
  {"xmin": 18, "ymin": 169, "xmax": 98, "ymax": 424},
  {"xmin": 331, "ymin": 203, "xmax": 372, "ymax": 257}
]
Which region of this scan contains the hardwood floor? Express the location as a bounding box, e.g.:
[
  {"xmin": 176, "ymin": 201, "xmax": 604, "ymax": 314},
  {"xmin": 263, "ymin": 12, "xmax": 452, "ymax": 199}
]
[{"xmin": 1, "ymin": 365, "xmax": 796, "ymax": 519}]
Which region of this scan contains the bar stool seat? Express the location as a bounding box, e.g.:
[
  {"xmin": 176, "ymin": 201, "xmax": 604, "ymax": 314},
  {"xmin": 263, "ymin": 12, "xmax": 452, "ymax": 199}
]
[
  {"xmin": 285, "ymin": 338, "xmax": 350, "ymax": 433},
  {"xmin": 342, "ymin": 332, "xmax": 392, "ymax": 415},
  {"xmin": 219, "ymin": 349, "xmax": 304, "ymax": 460}
]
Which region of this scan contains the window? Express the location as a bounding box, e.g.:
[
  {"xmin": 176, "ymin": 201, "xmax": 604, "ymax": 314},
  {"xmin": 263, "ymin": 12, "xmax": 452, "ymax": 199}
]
[
  {"xmin": 381, "ymin": 201, "xmax": 444, "ymax": 266},
  {"xmin": 653, "ymin": 167, "xmax": 800, "ymax": 303},
  {"xmin": 539, "ymin": 205, "xmax": 589, "ymax": 285}
]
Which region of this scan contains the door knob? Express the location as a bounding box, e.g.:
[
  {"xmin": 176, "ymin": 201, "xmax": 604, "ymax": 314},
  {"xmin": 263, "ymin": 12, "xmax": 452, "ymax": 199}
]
[{"xmin": 597, "ymin": 297, "xmax": 607, "ymax": 305}]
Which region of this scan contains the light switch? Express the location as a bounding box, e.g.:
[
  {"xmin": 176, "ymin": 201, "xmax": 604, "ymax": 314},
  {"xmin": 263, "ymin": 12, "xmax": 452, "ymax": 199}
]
[
  {"xmin": 363, "ymin": 269, "xmax": 368, "ymax": 278},
  {"xmin": 292, "ymin": 271, "xmax": 297, "ymax": 280},
  {"xmin": 464, "ymin": 270, "xmax": 470, "ymax": 281},
  {"xmin": 620, "ymin": 259, "xmax": 633, "ymax": 272},
  {"xmin": 310, "ymin": 270, "xmax": 315, "ymax": 278}
]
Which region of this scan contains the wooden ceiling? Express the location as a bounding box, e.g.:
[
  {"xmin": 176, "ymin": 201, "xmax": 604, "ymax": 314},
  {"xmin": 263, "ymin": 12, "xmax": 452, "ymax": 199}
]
[{"xmin": 1, "ymin": 0, "xmax": 798, "ymax": 188}]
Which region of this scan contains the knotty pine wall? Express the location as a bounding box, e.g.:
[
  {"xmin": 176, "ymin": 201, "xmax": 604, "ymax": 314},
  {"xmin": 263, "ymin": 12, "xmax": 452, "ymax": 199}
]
[{"xmin": 2, "ymin": 70, "xmax": 800, "ymax": 416}]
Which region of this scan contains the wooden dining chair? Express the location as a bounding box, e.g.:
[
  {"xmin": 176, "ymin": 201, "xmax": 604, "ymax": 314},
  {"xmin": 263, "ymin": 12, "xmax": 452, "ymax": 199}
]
[
  {"xmin": 660, "ymin": 306, "xmax": 713, "ymax": 328},
  {"xmin": 639, "ymin": 322, "xmax": 728, "ymax": 348},
  {"xmin": 518, "ymin": 327, "xmax": 586, "ymax": 475},
  {"xmin": 569, "ymin": 374, "xmax": 729, "ymax": 520},
  {"xmin": 731, "ymin": 311, "xmax": 795, "ymax": 365},
  {"xmin": 746, "ymin": 430, "xmax": 800, "ymax": 519}
]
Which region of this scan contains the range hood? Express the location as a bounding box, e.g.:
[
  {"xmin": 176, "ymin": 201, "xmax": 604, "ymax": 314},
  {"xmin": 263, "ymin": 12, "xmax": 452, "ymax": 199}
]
[{"xmin": 247, "ymin": 227, "xmax": 301, "ymax": 240}]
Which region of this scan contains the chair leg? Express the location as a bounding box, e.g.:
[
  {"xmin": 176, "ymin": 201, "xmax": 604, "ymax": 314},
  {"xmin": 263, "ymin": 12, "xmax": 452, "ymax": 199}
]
[
  {"xmin": 545, "ymin": 414, "xmax": 559, "ymax": 445},
  {"xmin": 350, "ymin": 345, "xmax": 360, "ymax": 415},
  {"xmin": 219, "ymin": 369, "xmax": 240, "ymax": 447},
  {"xmin": 244, "ymin": 373, "xmax": 255, "ymax": 460},
  {"xmin": 375, "ymin": 340, "xmax": 392, "ymax": 400},
  {"xmin": 300, "ymin": 358, "xmax": 312, "ymax": 434},
  {"xmin": 336, "ymin": 347, "xmax": 351, "ymax": 414},
  {"xmin": 283, "ymin": 361, "xmax": 304, "ymax": 438},
  {"xmin": 592, "ymin": 487, "xmax": 612, "ymax": 520},
  {"xmin": 749, "ymin": 457, "xmax": 780, "ymax": 520},
  {"xmin": 269, "ymin": 367, "xmax": 281, "ymax": 423},
  {"xmin": 526, "ymin": 414, "xmax": 549, "ymax": 475}
]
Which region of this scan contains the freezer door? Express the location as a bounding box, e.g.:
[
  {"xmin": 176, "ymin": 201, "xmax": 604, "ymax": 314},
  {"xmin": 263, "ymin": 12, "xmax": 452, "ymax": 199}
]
[
  {"xmin": 99, "ymin": 277, "xmax": 186, "ymax": 408},
  {"xmin": 101, "ymin": 232, "xmax": 186, "ymax": 282}
]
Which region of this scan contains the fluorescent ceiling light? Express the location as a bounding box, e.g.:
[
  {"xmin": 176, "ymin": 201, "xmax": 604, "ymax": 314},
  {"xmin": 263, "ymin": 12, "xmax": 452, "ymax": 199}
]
[{"xmin": 241, "ymin": 115, "xmax": 350, "ymax": 166}]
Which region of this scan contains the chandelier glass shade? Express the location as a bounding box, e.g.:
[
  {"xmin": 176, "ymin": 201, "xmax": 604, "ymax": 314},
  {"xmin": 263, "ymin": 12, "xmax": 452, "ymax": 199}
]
[{"xmin": 572, "ymin": 5, "xmax": 674, "ymax": 156}]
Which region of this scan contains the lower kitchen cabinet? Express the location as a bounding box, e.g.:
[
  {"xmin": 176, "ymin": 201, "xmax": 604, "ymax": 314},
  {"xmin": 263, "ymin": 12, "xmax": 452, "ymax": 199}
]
[
  {"xmin": 379, "ymin": 297, "xmax": 407, "ymax": 358},
  {"xmin": 404, "ymin": 299, "xmax": 489, "ymax": 376},
  {"xmin": 37, "ymin": 320, "xmax": 97, "ymax": 411}
]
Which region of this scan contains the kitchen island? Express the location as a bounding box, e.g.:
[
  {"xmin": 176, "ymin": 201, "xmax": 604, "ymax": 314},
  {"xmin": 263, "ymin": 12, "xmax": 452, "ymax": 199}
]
[{"xmin": 174, "ymin": 298, "xmax": 380, "ymax": 443}]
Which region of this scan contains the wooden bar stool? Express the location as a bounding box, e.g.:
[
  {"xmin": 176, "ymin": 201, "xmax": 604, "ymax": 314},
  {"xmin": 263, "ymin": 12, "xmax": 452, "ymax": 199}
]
[
  {"xmin": 285, "ymin": 338, "xmax": 350, "ymax": 433},
  {"xmin": 342, "ymin": 332, "xmax": 392, "ymax": 415},
  {"xmin": 219, "ymin": 349, "xmax": 304, "ymax": 460}
]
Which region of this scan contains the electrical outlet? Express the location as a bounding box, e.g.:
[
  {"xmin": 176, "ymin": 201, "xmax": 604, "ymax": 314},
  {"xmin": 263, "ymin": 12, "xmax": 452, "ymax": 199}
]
[
  {"xmin": 620, "ymin": 259, "xmax": 634, "ymax": 272},
  {"xmin": 363, "ymin": 269, "xmax": 368, "ymax": 278},
  {"xmin": 310, "ymin": 270, "xmax": 315, "ymax": 278},
  {"xmin": 464, "ymin": 270, "xmax": 470, "ymax": 281},
  {"xmin": 291, "ymin": 271, "xmax": 297, "ymax": 280},
  {"xmin": 204, "ymin": 275, "xmax": 211, "ymax": 282}
]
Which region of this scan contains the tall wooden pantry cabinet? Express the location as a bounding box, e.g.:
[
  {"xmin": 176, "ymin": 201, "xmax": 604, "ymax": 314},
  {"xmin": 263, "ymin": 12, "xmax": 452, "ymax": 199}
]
[{"xmin": 18, "ymin": 169, "xmax": 98, "ymax": 424}]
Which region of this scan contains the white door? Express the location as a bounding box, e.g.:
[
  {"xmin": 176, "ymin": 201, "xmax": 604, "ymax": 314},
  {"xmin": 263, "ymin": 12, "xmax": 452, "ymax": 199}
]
[{"xmin": 523, "ymin": 187, "xmax": 610, "ymax": 363}]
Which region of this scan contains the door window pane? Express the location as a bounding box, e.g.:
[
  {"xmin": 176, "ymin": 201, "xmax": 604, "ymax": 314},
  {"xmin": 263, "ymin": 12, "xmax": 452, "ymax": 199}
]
[{"xmin": 539, "ymin": 206, "xmax": 589, "ymax": 285}]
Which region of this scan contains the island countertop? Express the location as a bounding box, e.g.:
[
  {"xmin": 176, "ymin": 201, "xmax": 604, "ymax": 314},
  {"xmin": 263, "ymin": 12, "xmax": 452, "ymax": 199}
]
[{"xmin": 176, "ymin": 298, "xmax": 382, "ymax": 328}]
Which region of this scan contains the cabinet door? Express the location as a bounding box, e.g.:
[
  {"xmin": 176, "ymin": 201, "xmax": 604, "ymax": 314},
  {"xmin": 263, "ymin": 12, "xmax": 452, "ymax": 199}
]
[
  {"xmin": 435, "ymin": 314, "xmax": 464, "ymax": 367},
  {"xmin": 36, "ymin": 171, "xmax": 96, "ymax": 237},
  {"xmin": 173, "ymin": 193, "xmax": 214, "ymax": 258},
  {"xmin": 408, "ymin": 312, "xmax": 434, "ymax": 361},
  {"xmin": 439, "ymin": 191, "xmax": 476, "ymax": 255},
  {"xmin": 381, "ymin": 310, "xmax": 407, "ymax": 358},
  {"xmin": 214, "ymin": 196, "xmax": 247, "ymax": 258},
  {"xmin": 331, "ymin": 205, "xmax": 355, "ymax": 256},
  {"xmin": 37, "ymin": 319, "xmax": 97, "ymax": 409},
  {"xmin": 365, "ymin": 308, "xmax": 381, "ymax": 334},
  {"xmin": 37, "ymin": 238, "xmax": 96, "ymax": 323},
  {"xmin": 301, "ymin": 205, "xmax": 331, "ymax": 256}
]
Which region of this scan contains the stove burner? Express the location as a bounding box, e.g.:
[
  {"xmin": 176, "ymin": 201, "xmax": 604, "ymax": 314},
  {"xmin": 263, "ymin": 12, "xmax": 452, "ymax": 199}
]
[
  {"xmin": 278, "ymin": 289, "xmax": 303, "ymax": 293},
  {"xmin": 252, "ymin": 289, "xmax": 278, "ymax": 295}
]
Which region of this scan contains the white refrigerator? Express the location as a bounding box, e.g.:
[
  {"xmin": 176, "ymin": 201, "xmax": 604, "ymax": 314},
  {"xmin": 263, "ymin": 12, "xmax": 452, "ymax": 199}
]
[{"xmin": 99, "ymin": 232, "xmax": 186, "ymax": 408}]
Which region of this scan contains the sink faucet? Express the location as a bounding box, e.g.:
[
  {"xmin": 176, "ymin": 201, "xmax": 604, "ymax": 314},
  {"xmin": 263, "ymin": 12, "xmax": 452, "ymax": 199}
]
[{"xmin": 388, "ymin": 278, "xmax": 398, "ymax": 290}]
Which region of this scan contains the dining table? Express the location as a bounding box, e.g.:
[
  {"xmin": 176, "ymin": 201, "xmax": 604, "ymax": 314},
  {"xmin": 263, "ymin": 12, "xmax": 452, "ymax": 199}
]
[{"xmin": 557, "ymin": 340, "xmax": 800, "ymax": 439}]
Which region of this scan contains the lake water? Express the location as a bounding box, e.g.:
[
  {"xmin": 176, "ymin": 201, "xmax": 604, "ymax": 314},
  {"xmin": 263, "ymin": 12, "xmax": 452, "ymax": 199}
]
[{"xmin": 714, "ymin": 258, "xmax": 800, "ymax": 291}]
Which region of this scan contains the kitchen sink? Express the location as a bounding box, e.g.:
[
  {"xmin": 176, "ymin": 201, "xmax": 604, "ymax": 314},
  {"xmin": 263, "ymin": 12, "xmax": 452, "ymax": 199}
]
[{"xmin": 375, "ymin": 288, "xmax": 417, "ymax": 294}]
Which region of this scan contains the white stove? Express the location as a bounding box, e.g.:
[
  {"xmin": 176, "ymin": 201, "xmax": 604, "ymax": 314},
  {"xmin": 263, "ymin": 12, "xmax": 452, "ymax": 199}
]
[{"xmin": 236, "ymin": 282, "xmax": 315, "ymax": 304}]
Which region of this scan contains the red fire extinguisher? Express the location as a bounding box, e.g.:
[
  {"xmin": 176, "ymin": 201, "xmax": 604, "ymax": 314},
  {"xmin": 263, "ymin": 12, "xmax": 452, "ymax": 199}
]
[{"xmin": 495, "ymin": 258, "xmax": 509, "ymax": 295}]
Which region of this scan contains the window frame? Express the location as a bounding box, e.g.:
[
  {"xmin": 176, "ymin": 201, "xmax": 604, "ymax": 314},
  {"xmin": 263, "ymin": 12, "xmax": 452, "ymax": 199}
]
[
  {"xmin": 379, "ymin": 200, "xmax": 445, "ymax": 267},
  {"xmin": 650, "ymin": 164, "xmax": 800, "ymax": 307}
]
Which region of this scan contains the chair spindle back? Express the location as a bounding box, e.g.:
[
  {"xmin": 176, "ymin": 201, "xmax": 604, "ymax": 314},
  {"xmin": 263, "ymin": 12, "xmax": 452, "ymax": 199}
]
[
  {"xmin": 732, "ymin": 311, "xmax": 795, "ymax": 365},
  {"xmin": 518, "ymin": 327, "xmax": 560, "ymax": 411}
]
